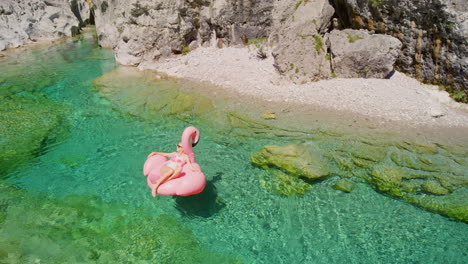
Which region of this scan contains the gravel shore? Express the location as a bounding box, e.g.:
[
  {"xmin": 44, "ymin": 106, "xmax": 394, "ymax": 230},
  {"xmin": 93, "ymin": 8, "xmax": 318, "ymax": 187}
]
[{"xmin": 138, "ymin": 46, "xmax": 468, "ymax": 128}]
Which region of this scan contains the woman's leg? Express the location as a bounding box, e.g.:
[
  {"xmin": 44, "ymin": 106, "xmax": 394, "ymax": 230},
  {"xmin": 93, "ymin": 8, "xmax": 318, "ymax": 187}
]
[
  {"xmin": 152, "ymin": 166, "xmax": 174, "ymax": 197},
  {"xmin": 152, "ymin": 166, "xmax": 184, "ymax": 197}
]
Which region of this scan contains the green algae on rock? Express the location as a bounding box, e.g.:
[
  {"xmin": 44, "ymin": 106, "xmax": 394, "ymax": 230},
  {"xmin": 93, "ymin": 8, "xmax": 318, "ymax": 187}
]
[
  {"xmin": 260, "ymin": 170, "xmax": 312, "ymax": 197},
  {"xmin": 0, "ymin": 95, "xmax": 69, "ymax": 174},
  {"xmin": 368, "ymin": 165, "xmax": 404, "ymax": 197},
  {"xmin": 0, "ymin": 181, "xmax": 245, "ymax": 264},
  {"xmin": 251, "ymin": 144, "xmax": 330, "ymax": 181},
  {"xmin": 251, "ymin": 132, "xmax": 467, "ymax": 222},
  {"xmin": 403, "ymin": 189, "xmax": 468, "ymax": 223},
  {"xmin": 333, "ymin": 178, "xmax": 356, "ymax": 193},
  {"xmin": 421, "ymin": 181, "xmax": 450, "ymax": 196}
]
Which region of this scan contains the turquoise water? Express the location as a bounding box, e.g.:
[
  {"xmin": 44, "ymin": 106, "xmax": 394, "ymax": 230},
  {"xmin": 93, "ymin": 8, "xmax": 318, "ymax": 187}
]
[{"xmin": 0, "ymin": 31, "xmax": 467, "ymax": 263}]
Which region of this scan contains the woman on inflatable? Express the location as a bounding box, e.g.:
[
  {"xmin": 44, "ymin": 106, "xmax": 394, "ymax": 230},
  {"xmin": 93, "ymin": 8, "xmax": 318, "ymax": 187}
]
[
  {"xmin": 143, "ymin": 126, "xmax": 206, "ymax": 197},
  {"xmin": 147, "ymin": 143, "xmax": 199, "ymax": 197}
]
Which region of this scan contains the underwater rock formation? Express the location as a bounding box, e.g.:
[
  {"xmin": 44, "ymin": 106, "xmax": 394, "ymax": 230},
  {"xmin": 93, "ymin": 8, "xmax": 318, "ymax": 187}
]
[
  {"xmin": 0, "ymin": 183, "xmax": 243, "ymax": 263},
  {"xmin": 92, "ymin": 67, "xmax": 215, "ymax": 121},
  {"xmin": 0, "ymin": 0, "xmax": 89, "ymax": 50},
  {"xmin": 0, "ymin": 96, "xmax": 69, "ymax": 174},
  {"xmin": 251, "ymin": 144, "xmax": 330, "ymax": 181},
  {"xmin": 251, "ymin": 138, "xmax": 467, "ymax": 222}
]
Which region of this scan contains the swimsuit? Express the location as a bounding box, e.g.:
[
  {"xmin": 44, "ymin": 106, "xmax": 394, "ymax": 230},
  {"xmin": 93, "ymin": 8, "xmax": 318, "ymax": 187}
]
[{"xmin": 163, "ymin": 154, "xmax": 186, "ymax": 170}]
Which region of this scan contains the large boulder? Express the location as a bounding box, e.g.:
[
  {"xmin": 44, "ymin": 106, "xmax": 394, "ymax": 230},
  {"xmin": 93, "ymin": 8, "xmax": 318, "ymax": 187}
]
[
  {"xmin": 0, "ymin": 0, "xmax": 87, "ymax": 50},
  {"xmin": 327, "ymin": 29, "xmax": 402, "ymax": 78},
  {"xmin": 271, "ymin": 0, "xmax": 335, "ymax": 83},
  {"xmin": 329, "ymin": 0, "xmax": 468, "ymax": 95}
]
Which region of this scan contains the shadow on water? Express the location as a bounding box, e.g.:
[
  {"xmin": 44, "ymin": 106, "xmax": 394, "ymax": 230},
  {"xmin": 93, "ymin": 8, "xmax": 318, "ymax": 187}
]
[{"xmin": 174, "ymin": 173, "xmax": 226, "ymax": 218}]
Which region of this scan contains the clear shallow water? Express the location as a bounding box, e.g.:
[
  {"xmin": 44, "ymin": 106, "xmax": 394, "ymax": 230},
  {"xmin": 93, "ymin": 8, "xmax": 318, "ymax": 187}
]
[{"xmin": 0, "ymin": 31, "xmax": 467, "ymax": 263}]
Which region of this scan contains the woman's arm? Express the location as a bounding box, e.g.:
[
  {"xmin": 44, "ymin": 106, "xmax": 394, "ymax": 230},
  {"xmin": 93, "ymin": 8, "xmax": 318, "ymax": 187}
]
[{"xmin": 148, "ymin": 152, "xmax": 175, "ymax": 158}]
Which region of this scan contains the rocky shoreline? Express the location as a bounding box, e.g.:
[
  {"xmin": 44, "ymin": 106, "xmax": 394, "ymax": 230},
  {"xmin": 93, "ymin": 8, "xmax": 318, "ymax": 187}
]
[{"xmin": 139, "ymin": 45, "xmax": 468, "ymax": 130}]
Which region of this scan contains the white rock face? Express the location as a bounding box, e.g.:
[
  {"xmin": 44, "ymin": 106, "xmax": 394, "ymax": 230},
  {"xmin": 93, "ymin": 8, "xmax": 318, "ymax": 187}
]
[
  {"xmin": 271, "ymin": 0, "xmax": 335, "ymax": 84},
  {"xmin": 0, "ymin": 0, "xmax": 87, "ymax": 50}
]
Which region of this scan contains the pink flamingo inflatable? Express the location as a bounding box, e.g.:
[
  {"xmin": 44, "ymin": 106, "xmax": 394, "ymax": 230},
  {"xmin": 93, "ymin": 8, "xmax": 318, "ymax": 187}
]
[{"xmin": 143, "ymin": 126, "xmax": 206, "ymax": 196}]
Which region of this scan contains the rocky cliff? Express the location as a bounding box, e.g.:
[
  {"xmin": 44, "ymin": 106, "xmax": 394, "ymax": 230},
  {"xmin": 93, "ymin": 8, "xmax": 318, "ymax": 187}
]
[
  {"xmin": 329, "ymin": 0, "xmax": 467, "ymax": 98},
  {"xmin": 0, "ymin": 0, "xmax": 89, "ymax": 50},
  {"xmin": 88, "ymin": 0, "xmax": 466, "ymax": 99},
  {"xmin": 4, "ymin": 1, "xmax": 463, "ymax": 100}
]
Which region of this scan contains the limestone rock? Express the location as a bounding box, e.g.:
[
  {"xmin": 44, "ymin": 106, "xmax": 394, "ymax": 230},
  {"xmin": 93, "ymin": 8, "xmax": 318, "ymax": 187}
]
[
  {"xmin": 271, "ymin": 0, "xmax": 334, "ymax": 83},
  {"xmin": 328, "ymin": 29, "xmax": 402, "ymax": 78},
  {"xmin": 329, "ymin": 0, "xmax": 468, "ymax": 92},
  {"xmin": 0, "ymin": 0, "xmax": 87, "ymax": 50},
  {"xmin": 251, "ymin": 144, "xmax": 330, "ymax": 180},
  {"xmin": 91, "ymin": 0, "xmax": 279, "ymax": 65}
]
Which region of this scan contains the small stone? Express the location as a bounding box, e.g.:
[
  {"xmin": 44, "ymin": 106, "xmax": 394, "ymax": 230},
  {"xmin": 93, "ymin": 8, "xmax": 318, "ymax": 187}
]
[
  {"xmin": 0, "ymin": 53, "xmax": 5, "ymax": 57},
  {"xmin": 333, "ymin": 179, "xmax": 355, "ymax": 193},
  {"xmin": 261, "ymin": 112, "xmax": 276, "ymax": 120}
]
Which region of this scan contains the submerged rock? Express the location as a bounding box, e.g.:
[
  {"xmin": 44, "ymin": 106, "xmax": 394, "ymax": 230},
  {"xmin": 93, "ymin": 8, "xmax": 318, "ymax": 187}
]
[
  {"xmin": 260, "ymin": 170, "xmax": 312, "ymax": 197},
  {"xmin": 251, "ymin": 144, "xmax": 330, "ymax": 180},
  {"xmin": 93, "ymin": 67, "xmax": 215, "ymax": 121},
  {"xmin": 421, "ymin": 181, "xmax": 450, "ymax": 196},
  {"xmin": 333, "ymin": 178, "xmax": 356, "ymax": 193},
  {"xmin": 369, "ymin": 165, "xmax": 404, "ymax": 197},
  {"xmin": 0, "ymin": 182, "xmax": 244, "ymax": 263},
  {"xmin": 403, "ymin": 189, "xmax": 468, "ymax": 222}
]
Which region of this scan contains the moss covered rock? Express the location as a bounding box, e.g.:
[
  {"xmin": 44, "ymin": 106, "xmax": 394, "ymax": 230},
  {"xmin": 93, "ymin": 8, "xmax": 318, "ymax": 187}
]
[
  {"xmin": 251, "ymin": 144, "xmax": 330, "ymax": 180},
  {"xmin": 260, "ymin": 171, "xmax": 312, "ymax": 197},
  {"xmin": 368, "ymin": 165, "xmax": 403, "ymax": 197},
  {"xmin": 333, "ymin": 178, "xmax": 356, "ymax": 193},
  {"xmin": 403, "ymin": 189, "xmax": 468, "ymax": 223},
  {"xmin": 421, "ymin": 181, "xmax": 450, "ymax": 195}
]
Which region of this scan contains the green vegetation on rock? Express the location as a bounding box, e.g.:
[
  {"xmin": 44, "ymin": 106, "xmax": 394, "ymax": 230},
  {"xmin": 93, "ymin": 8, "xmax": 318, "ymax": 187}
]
[
  {"xmin": 182, "ymin": 44, "xmax": 190, "ymax": 55},
  {"xmin": 260, "ymin": 170, "xmax": 312, "ymax": 197},
  {"xmin": 251, "ymin": 144, "xmax": 330, "ymax": 180},
  {"xmin": 369, "ymin": 165, "xmax": 403, "ymax": 197},
  {"xmin": 313, "ymin": 35, "xmax": 324, "ymax": 53},
  {"xmin": 333, "ymin": 178, "xmax": 356, "ymax": 193},
  {"xmin": 247, "ymin": 37, "xmax": 267, "ymax": 48},
  {"xmin": 347, "ymin": 33, "xmax": 363, "ymax": 43}
]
